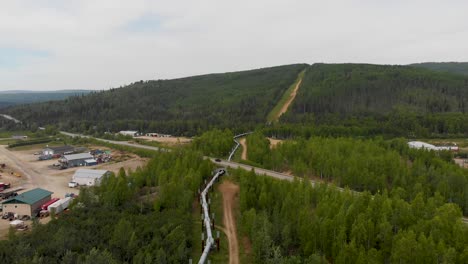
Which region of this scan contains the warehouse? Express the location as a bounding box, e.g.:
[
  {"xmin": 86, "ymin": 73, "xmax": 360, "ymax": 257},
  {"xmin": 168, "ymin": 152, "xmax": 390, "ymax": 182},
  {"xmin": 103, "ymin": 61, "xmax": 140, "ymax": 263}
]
[
  {"xmin": 71, "ymin": 169, "xmax": 110, "ymax": 186},
  {"xmin": 119, "ymin": 130, "xmax": 138, "ymax": 137},
  {"xmin": 1, "ymin": 188, "xmax": 53, "ymax": 217},
  {"xmin": 62, "ymin": 153, "xmax": 94, "ymax": 167},
  {"xmin": 42, "ymin": 145, "xmax": 75, "ymax": 156}
]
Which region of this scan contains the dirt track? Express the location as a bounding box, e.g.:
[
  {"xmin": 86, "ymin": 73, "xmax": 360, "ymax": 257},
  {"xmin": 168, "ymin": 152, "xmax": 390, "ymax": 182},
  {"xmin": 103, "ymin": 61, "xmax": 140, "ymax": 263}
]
[
  {"xmin": 276, "ymin": 77, "xmax": 303, "ymax": 120},
  {"xmin": 239, "ymin": 138, "xmax": 247, "ymax": 160},
  {"xmin": 219, "ymin": 181, "xmax": 240, "ymax": 264},
  {"xmin": 268, "ymin": 137, "xmax": 283, "ymax": 149}
]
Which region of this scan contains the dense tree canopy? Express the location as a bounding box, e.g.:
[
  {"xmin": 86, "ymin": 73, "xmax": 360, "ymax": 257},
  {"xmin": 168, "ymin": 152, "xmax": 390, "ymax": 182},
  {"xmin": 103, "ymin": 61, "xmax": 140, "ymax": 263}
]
[
  {"xmin": 236, "ymin": 169, "xmax": 468, "ymax": 263},
  {"xmin": 282, "ymin": 64, "xmax": 468, "ymax": 137},
  {"xmin": 245, "ymin": 134, "xmax": 468, "ymax": 215},
  {"xmin": 411, "ymin": 62, "xmax": 468, "ymax": 76}
]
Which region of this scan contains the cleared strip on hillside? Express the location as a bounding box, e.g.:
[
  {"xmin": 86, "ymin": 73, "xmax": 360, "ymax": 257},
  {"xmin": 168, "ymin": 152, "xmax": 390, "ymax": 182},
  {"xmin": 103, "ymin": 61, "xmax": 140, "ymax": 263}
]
[{"xmin": 267, "ymin": 69, "xmax": 306, "ymax": 123}]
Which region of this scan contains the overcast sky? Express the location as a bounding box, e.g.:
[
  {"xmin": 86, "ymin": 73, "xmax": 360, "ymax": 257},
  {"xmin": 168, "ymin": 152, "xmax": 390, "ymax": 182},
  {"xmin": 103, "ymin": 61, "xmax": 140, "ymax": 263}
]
[{"xmin": 0, "ymin": 0, "xmax": 467, "ymax": 91}]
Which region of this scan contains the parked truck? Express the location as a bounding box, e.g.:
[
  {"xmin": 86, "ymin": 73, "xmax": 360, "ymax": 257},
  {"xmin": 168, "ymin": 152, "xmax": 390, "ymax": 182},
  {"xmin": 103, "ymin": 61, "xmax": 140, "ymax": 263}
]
[
  {"xmin": 0, "ymin": 183, "xmax": 11, "ymax": 191},
  {"xmin": 40, "ymin": 198, "xmax": 60, "ymax": 211},
  {"xmin": 48, "ymin": 197, "xmax": 72, "ymax": 214}
]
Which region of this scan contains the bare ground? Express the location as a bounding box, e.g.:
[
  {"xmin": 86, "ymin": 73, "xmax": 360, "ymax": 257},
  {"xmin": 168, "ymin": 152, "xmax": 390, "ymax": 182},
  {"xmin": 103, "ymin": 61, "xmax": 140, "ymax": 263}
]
[
  {"xmin": 239, "ymin": 138, "xmax": 247, "ymax": 160},
  {"xmin": 137, "ymin": 136, "xmax": 192, "ymax": 145},
  {"xmin": 267, "ymin": 138, "xmax": 283, "ymax": 149},
  {"xmin": 275, "ymin": 77, "xmax": 303, "ymax": 120},
  {"xmin": 219, "ymin": 181, "xmax": 240, "ymax": 264}
]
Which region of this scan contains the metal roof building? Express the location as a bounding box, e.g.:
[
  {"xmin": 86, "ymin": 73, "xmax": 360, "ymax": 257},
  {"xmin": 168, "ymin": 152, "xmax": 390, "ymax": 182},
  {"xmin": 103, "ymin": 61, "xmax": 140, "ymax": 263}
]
[
  {"xmin": 42, "ymin": 145, "xmax": 75, "ymax": 156},
  {"xmin": 72, "ymin": 169, "xmax": 110, "ymax": 186},
  {"xmin": 2, "ymin": 188, "xmax": 53, "ymax": 217},
  {"xmin": 63, "ymin": 153, "xmax": 94, "ymax": 167}
]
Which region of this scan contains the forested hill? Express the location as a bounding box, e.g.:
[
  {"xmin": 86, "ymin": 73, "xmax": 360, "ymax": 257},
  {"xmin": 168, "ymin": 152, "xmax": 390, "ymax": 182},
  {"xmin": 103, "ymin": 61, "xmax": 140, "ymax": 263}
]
[
  {"xmin": 4, "ymin": 64, "xmax": 306, "ymax": 135},
  {"xmin": 281, "ymin": 63, "xmax": 468, "ymax": 136},
  {"xmin": 410, "ymin": 62, "xmax": 468, "ymax": 76},
  {"xmin": 0, "ymin": 90, "xmax": 91, "ymax": 109},
  {"xmin": 6, "ymin": 63, "xmax": 468, "ymax": 136}
]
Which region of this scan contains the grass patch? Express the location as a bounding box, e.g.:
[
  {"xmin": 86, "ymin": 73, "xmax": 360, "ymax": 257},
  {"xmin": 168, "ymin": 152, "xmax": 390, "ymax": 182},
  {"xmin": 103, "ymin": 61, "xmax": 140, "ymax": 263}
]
[
  {"xmin": 0, "ymin": 139, "xmax": 17, "ymax": 145},
  {"xmin": 8, "ymin": 140, "xmax": 62, "ymax": 151},
  {"xmin": 267, "ymin": 69, "xmax": 306, "ymax": 123}
]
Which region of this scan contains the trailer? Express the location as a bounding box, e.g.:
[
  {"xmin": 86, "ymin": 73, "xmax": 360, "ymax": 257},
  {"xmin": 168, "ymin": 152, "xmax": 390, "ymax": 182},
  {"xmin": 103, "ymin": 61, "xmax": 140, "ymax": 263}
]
[
  {"xmin": 48, "ymin": 197, "xmax": 72, "ymax": 214},
  {"xmin": 40, "ymin": 198, "xmax": 60, "ymax": 211},
  {"xmin": 0, "ymin": 187, "xmax": 23, "ymax": 199}
]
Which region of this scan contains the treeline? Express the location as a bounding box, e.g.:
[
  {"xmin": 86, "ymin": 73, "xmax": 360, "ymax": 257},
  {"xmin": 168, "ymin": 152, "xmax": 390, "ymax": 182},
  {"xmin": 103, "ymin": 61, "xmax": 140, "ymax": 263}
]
[
  {"xmin": 246, "ymin": 134, "xmax": 468, "ymax": 215},
  {"xmin": 282, "ymin": 63, "xmax": 468, "ymax": 137},
  {"xmin": 5, "ymin": 64, "xmax": 306, "ymax": 135},
  {"xmin": 411, "ymin": 62, "xmax": 468, "ymax": 76},
  {"xmin": 237, "ymin": 169, "xmax": 468, "ymax": 263},
  {"xmin": 0, "ymin": 150, "xmax": 214, "ymax": 263}
]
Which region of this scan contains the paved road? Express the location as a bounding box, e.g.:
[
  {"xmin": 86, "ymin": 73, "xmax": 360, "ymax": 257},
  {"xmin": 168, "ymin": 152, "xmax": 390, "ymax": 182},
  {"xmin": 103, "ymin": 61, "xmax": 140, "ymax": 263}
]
[{"xmin": 60, "ymin": 131, "xmax": 163, "ymax": 151}]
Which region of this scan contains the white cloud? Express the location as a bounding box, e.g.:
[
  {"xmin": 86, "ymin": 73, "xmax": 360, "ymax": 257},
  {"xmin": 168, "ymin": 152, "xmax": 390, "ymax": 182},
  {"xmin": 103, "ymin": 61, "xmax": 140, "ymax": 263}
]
[{"xmin": 0, "ymin": 0, "xmax": 467, "ymax": 90}]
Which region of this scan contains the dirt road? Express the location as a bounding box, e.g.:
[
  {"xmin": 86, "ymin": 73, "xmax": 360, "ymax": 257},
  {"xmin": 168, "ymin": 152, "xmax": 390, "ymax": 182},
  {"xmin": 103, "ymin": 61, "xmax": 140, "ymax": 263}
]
[
  {"xmin": 239, "ymin": 138, "xmax": 247, "ymax": 160},
  {"xmin": 276, "ymin": 77, "xmax": 302, "ymax": 119},
  {"xmin": 0, "ymin": 146, "xmax": 44, "ymax": 188},
  {"xmin": 219, "ymin": 181, "xmax": 240, "ymax": 264}
]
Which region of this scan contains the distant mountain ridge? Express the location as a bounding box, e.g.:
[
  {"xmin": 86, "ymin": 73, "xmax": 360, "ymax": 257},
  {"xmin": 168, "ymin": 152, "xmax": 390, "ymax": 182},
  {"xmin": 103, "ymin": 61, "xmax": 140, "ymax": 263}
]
[
  {"xmin": 0, "ymin": 89, "xmax": 91, "ymax": 94},
  {"xmin": 410, "ymin": 62, "xmax": 468, "ymax": 76},
  {"xmin": 0, "ymin": 90, "xmax": 92, "ymax": 109}
]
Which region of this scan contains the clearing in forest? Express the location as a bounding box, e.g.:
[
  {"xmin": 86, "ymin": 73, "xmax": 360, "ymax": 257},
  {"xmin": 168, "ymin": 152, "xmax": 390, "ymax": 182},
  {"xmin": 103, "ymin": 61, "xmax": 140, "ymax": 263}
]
[
  {"xmin": 266, "ymin": 69, "xmax": 305, "ymax": 123},
  {"xmin": 219, "ymin": 181, "xmax": 240, "ymax": 264},
  {"xmin": 239, "ymin": 138, "xmax": 247, "ymax": 160}
]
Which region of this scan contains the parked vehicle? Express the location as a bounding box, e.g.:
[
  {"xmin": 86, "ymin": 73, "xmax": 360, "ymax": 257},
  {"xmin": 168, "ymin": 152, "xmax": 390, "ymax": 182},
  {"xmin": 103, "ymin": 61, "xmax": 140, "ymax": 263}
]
[
  {"xmin": 68, "ymin": 182, "xmax": 78, "ymax": 188},
  {"xmin": 0, "ymin": 183, "xmax": 11, "ymax": 191},
  {"xmin": 2, "ymin": 212, "xmax": 14, "ymax": 220},
  {"xmin": 41, "ymin": 198, "xmax": 60, "ymax": 211},
  {"xmin": 48, "ymin": 197, "xmax": 72, "ymax": 214},
  {"xmin": 38, "ymin": 154, "xmax": 52, "ymax": 161}
]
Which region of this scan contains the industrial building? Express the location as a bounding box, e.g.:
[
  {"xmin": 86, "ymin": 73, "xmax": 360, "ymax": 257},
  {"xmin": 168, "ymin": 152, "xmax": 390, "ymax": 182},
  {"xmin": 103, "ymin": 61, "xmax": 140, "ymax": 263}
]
[
  {"xmin": 119, "ymin": 131, "xmax": 138, "ymax": 137},
  {"xmin": 71, "ymin": 169, "xmax": 110, "ymax": 186},
  {"xmin": 62, "ymin": 153, "xmax": 94, "ymax": 167},
  {"xmin": 1, "ymin": 188, "xmax": 53, "ymax": 217},
  {"xmin": 42, "ymin": 145, "xmax": 75, "ymax": 156}
]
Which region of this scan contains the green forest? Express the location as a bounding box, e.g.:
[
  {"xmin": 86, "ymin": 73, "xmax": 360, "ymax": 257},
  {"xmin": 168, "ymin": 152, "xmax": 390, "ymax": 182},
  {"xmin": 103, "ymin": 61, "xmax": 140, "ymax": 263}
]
[
  {"xmin": 245, "ymin": 133, "xmax": 468, "ymax": 215},
  {"xmin": 236, "ymin": 169, "xmax": 468, "ymax": 263},
  {"xmin": 411, "ymin": 62, "xmax": 468, "ymax": 76},
  {"xmin": 281, "ymin": 64, "xmax": 468, "ymax": 137}
]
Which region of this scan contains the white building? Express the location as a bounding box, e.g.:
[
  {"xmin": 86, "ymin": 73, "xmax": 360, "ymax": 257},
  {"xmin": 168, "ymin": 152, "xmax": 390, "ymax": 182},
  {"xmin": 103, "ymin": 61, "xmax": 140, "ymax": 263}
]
[
  {"xmin": 71, "ymin": 169, "xmax": 110, "ymax": 186},
  {"xmin": 119, "ymin": 131, "xmax": 138, "ymax": 137}
]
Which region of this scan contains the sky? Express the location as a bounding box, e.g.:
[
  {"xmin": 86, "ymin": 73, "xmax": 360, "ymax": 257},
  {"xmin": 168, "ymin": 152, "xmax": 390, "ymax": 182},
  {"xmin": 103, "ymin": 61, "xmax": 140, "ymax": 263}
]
[{"xmin": 0, "ymin": 0, "xmax": 467, "ymax": 91}]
